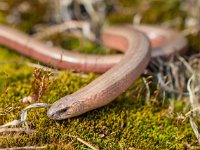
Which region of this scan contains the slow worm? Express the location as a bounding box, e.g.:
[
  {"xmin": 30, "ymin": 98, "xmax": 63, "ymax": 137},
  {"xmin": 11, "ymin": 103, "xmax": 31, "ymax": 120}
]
[{"xmin": 0, "ymin": 24, "xmax": 187, "ymax": 120}]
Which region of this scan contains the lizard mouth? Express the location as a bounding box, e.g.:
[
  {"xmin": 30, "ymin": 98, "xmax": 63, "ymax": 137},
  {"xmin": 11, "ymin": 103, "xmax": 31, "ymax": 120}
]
[{"xmin": 47, "ymin": 107, "xmax": 70, "ymax": 120}]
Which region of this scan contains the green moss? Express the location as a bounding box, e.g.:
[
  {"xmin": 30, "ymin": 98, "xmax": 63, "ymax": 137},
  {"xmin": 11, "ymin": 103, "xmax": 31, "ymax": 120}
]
[
  {"xmin": 0, "ymin": 0, "xmax": 199, "ymax": 149},
  {"xmin": 0, "ymin": 47, "xmax": 198, "ymax": 149},
  {"xmin": 108, "ymin": 13, "xmax": 133, "ymax": 24},
  {"xmin": 45, "ymin": 34, "xmax": 112, "ymax": 55},
  {"xmin": 187, "ymin": 33, "xmax": 200, "ymax": 53},
  {"xmin": 0, "ymin": 0, "xmax": 49, "ymax": 32},
  {"xmin": 108, "ymin": 0, "xmax": 186, "ymax": 29},
  {"xmin": 141, "ymin": 0, "xmax": 185, "ymax": 24},
  {"xmin": 0, "ymin": 13, "xmax": 6, "ymax": 24}
]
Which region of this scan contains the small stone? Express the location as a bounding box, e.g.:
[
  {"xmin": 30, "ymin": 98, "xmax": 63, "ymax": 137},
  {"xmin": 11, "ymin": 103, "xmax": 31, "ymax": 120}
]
[
  {"xmin": 20, "ymin": 96, "xmax": 34, "ymax": 103},
  {"xmin": 99, "ymin": 134, "xmax": 105, "ymax": 138}
]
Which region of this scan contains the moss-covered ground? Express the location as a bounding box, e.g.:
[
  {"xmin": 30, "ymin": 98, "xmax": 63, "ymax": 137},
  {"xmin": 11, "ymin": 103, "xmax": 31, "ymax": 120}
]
[{"xmin": 0, "ymin": 0, "xmax": 200, "ymax": 149}]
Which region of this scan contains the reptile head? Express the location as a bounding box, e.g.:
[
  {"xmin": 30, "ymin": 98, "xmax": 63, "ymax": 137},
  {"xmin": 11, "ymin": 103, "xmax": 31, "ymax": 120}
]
[{"xmin": 47, "ymin": 96, "xmax": 84, "ymax": 120}]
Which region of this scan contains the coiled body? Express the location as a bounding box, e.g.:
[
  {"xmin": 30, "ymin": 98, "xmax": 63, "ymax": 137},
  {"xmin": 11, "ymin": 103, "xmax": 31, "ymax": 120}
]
[{"xmin": 0, "ymin": 24, "xmax": 187, "ymax": 120}]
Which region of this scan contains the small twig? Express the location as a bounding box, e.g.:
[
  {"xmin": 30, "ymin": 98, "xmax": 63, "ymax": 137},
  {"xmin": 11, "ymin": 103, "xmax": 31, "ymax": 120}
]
[
  {"xmin": 0, "ymin": 61, "xmax": 58, "ymax": 73},
  {"xmin": 0, "ymin": 107, "xmax": 21, "ymax": 116},
  {"xmin": 25, "ymin": 62, "xmax": 59, "ymax": 73},
  {"xmin": 142, "ymin": 77, "xmax": 150, "ymax": 102},
  {"xmin": 20, "ymin": 103, "xmax": 51, "ymax": 128},
  {"xmin": 0, "ymin": 120, "xmax": 21, "ymax": 129},
  {"xmin": 185, "ymin": 107, "xmax": 200, "ymax": 117},
  {"xmin": 0, "ymin": 103, "xmax": 51, "ymax": 131},
  {"xmin": 168, "ymin": 61, "xmax": 185, "ymax": 97},
  {"xmin": 190, "ymin": 116, "xmax": 200, "ymax": 144},
  {"xmin": 31, "ymin": 69, "xmax": 52, "ymax": 102},
  {"xmin": 77, "ymin": 137, "xmax": 99, "ymax": 150},
  {"xmin": 33, "ymin": 20, "xmax": 94, "ymax": 40},
  {"xmin": 69, "ymin": 135, "xmax": 99, "ymax": 150},
  {"xmin": 177, "ymin": 56, "xmax": 194, "ymax": 74},
  {"xmin": 187, "ymin": 75, "xmax": 195, "ymax": 108},
  {"xmin": 0, "ymin": 146, "xmax": 47, "ymax": 150},
  {"xmin": 0, "ymin": 128, "xmax": 35, "ymax": 133},
  {"xmin": 187, "ymin": 75, "xmax": 200, "ymax": 144},
  {"xmin": 157, "ymin": 73, "xmax": 188, "ymax": 95},
  {"xmin": 133, "ymin": 14, "xmax": 142, "ymax": 25},
  {"xmin": 182, "ymin": 25, "xmax": 200, "ymax": 36}
]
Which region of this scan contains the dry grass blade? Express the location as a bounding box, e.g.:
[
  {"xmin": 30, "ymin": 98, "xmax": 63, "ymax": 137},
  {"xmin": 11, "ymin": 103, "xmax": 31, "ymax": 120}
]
[
  {"xmin": 68, "ymin": 135, "xmax": 99, "ymax": 150},
  {"xmin": 76, "ymin": 137, "xmax": 99, "ymax": 150},
  {"xmin": 187, "ymin": 74, "xmax": 200, "ymax": 144},
  {"xmin": 157, "ymin": 73, "xmax": 178, "ymax": 93},
  {"xmin": 0, "ymin": 146, "xmax": 47, "ymax": 150},
  {"xmin": 0, "ymin": 127, "xmax": 35, "ymax": 133},
  {"xmin": 25, "ymin": 62, "xmax": 59, "ymax": 73},
  {"xmin": 142, "ymin": 77, "xmax": 150, "ymax": 102},
  {"xmin": 187, "ymin": 75, "xmax": 195, "ymax": 107},
  {"xmin": 177, "ymin": 56, "xmax": 194, "ymax": 74},
  {"xmin": 0, "ymin": 103, "xmax": 51, "ymax": 132},
  {"xmin": 182, "ymin": 25, "xmax": 200, "ymax": 36},
  {"xmin": 185, "ymin": 107, "xmax": 200, "ymax": 117},
  {"xmin": 33, "ymin": 20, "xmax": 94, "ymax": 40},
  {"xmin": 190, "ymin": 116, "xmax": 200, "ymax": 144}
]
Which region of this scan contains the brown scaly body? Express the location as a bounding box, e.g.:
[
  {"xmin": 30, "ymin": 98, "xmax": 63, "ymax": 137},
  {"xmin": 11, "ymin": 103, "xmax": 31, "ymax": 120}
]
[{"xmin": 0, "ymin": 24, "xmax": 187, "ymax": 120}]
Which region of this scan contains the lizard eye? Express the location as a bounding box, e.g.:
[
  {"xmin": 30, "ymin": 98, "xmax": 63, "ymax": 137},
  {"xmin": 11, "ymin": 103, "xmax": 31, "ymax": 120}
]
[{"xmin": 56, "ymin": 107, "xmax": 69, "ymax": 115}]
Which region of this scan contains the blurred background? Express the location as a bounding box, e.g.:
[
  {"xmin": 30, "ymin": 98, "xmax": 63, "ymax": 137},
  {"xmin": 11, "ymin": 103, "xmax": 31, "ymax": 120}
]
[{"xmin": 0, "ymin": 0, "xmax": 199, "ymax": 51}]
